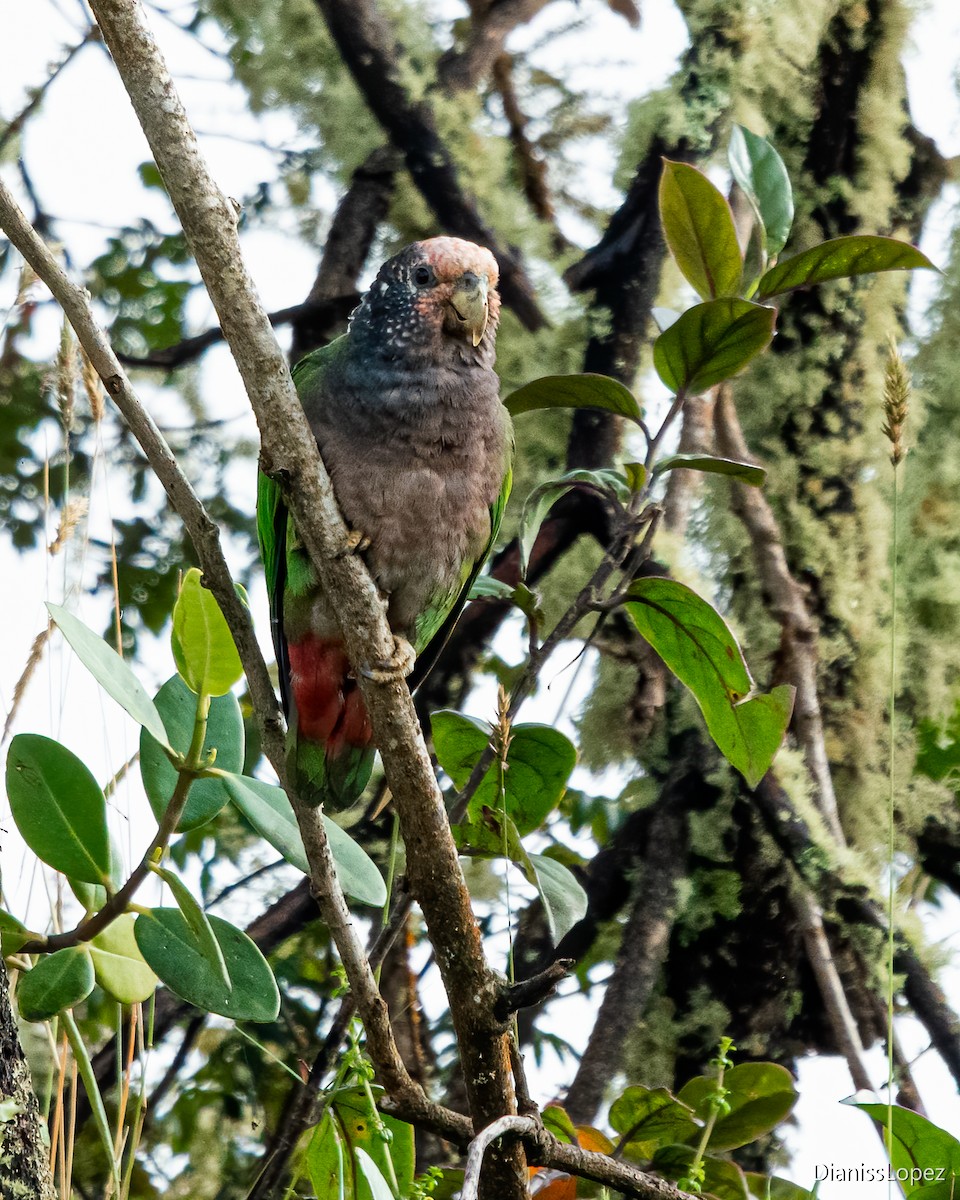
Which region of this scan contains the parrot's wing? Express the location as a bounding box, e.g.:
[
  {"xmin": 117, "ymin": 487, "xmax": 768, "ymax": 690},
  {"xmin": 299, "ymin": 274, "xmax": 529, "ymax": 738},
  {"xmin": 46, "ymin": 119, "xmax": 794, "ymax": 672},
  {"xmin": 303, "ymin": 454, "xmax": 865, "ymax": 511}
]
[
  {"xmin": 256, "ymin": 468, "xmax": 292, "ymax": 714},
  {"xmin": 256, "ymin": 342, "xmax": 344, "ymax": 715},
  {"xmin": 409, "ymin": 452, "xmax": 513, "ymax": 692}
]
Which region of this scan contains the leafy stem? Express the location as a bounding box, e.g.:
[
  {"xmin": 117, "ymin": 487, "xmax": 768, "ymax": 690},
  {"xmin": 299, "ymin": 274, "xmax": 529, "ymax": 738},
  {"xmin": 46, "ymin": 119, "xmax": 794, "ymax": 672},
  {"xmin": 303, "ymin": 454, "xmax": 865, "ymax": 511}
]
[
  {"xmin": 679, "ymin": 1037, "xmax": 735, "ymax": 1192},
  {"xmin": 19, "ymin": 690, "xmax": 211, "ymax": 955}
]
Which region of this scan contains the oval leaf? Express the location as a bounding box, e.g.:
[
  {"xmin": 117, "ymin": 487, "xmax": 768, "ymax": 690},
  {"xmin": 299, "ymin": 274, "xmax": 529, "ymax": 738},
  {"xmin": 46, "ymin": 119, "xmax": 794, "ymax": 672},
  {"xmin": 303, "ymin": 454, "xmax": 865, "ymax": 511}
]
[
  {"xmin": 89, "ymin": 914, "xmax": 158, "ymax": 1004},
  {"xmin": 468, "ymin": 575, "xmax": 515, "ymax": 601},
  {"xmin": 141, "ymin": 675, "xmax": 244, "ymax": 830},
  {"xmin": 432, "ymin": 711, "xmax": 577, "ymax": 834},
  {"xmin": 847, "ymin": 1101, "xmax": 960, "ymax": 1191},
  {"xmin": 608, "ymin": 1085, "xmax": 698, "ymax": 1156},
  {"xmin": 626, "ymin": 579, "xmax": 793, "ymax": 786},
  {"xmin": 756, "ymin": 235, "xmax": 936, "ymax": 300},
  {"xmin": 505, "ymin": 374, "xmax": 642, "ymax": 423},
  {"xmin": 0, "ymin": 911, "xmax": 33, "ymax": 957},
  {"xmin": 728, "ymin": 126, "xmax": 794, "ymax": 257},
  {"xmin": 222, "ymin": 773, "xmax": 387, "ymax": 907},
  {"xmin": 653, "ymin": 299, "xmax": 775, "ymax": 396},
  {"xmin": 6, "ymin": 734, "xmax": 111, "ymax": 884},
  {"xmin": 172, "ymin": 568, "xmax": 244, "ymax": 697},
  {"xmin": 659, "ymin": 159, "xmax": 743, "ymax": 299},
  {"xmin": 526, "ymin": 853, "xmax": 587, "ymax": 942},
  {"xmin": 46, "ymin": 603, "xmax": 169, "ymax": 746},
  {"xmin": 17, "ymin": 946, "xmax": 95, "ymax": 1020},
  {"xmin": 653, "ymin": 453, "xmax": 765, "ymax": 488},
  {"xmin": 134, "ymin": 908, "xmax": 279, "ymax": 1021},
  {"xmin": 518, "ymin": 469, "xmax": 629, "ymax": 578},
  {"xmin": 678, "ymin": 1063, "xmax": 798, "ymax": 1151},
  {"xmin": 154, "ymin": 866, "xmax": 230, "ymax": 989}
]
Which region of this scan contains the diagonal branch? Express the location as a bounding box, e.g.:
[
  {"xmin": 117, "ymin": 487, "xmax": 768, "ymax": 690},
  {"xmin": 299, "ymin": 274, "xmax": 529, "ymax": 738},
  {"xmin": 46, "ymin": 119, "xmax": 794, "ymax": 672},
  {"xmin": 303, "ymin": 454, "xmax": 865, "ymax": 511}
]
[{"xmin": 74, "ymin": 4, "xmax": 526, "ymax": 1194}]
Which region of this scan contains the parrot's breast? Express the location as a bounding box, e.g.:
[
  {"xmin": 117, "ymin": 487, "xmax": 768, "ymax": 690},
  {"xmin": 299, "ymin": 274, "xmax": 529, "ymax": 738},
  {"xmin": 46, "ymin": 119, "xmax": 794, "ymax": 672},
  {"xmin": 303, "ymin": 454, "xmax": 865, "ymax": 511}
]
[{"xmin": 308, "ymin": 354, "xmax": 509, "ymax": 640}]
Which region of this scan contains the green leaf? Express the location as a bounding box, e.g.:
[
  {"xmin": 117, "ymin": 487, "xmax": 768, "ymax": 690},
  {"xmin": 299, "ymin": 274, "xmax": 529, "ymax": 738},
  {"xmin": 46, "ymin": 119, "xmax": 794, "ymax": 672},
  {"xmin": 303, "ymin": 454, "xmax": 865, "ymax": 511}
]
[
  {"xmin": 728, "ymin": 126, "xmax": 794, "ymax": 257},
  {"xmin": 542, "ymin": 1105, "xmax": 578, "ymax": 1145},
  {"xmin": 654, "ymin": 1144, "xmax": 750, "ymax": 1200},
  {"xmin": 746, "ymin": 1174, "xmax": 816, "ymax": 1200},
  {"xmin": 755, "ymin": 235, "xmax": 936, "ymax": 300},
  {"xmin": 505, "ymin": 373, "xmax": 642, "ymax": 424},
  {"xmin": 172, "ymin": 568, "xmax": 244, "ymax": 697},
  {"xmin": 625, "ymin": 579, "xmax": 793, "ymax": 786},
  {"xmin": 847, "ymin": 1102, "xmax": 960, "ymax": 1196},
  {"xmin": 678, "ymin": 1063, "xmax": 798, "ymax": 1150},
  {"xmin": 141, "ymin": 675, "xmax": 244, "ymax": 830},
  {"xmin": 608, "ymin": 1085, "xmax": 698, "ymax": 1157},
  {"xmin": 653, "ymin": 299, "xmax": 775, "ymax": 395},
  {"xmin": 307, "ymin": 1087, "xmax": 415, "ymax": 1200},
  {"xmin": 17, "ymin": 946, "xmax": 95, "ymax": 1020},
  {"xmin": 46, "ymin": 603, "xmax": 169, "ymax": 746},
  {"xmin": 154, "ymin": 866, "xmax": 230, "ymax": 989},
  {"xmin": 306, "ymin": 1109, "xmax": 351, "ymax": 1200},
  {"xmin": 89, "ymin": 914, "xmax": 158, "ymax": 1005},
  {"xmin": 518, "ymin": 469, "xmax": 629, "ymax": 578},
  {"xmin": 69, "ymin": 837, "xmax": 122, "ymax": 913},
  {"xmin": 527, "ymin": 854, "xmax": 587, "ymax": 942},
  {"xmin": 134, "ymin": 908, "xmax": 280, "ymax": 1021},
  {"xmin": 355, "ymin": 1148, "xmax": 394, "ymax": 1200},
  {"xmin": 623, "ymin": 461, "xmax": 647, "ymax": 493},
  {"xmin": 432, "ymin": 711, "xmax": 577, "ymax": 834},
  {"xmin": 468, "ymin": 575, "xmax": 515, "ymax": 601},
  {"xmin": 221, "ymin": 773, "xmax": 387, "ymax": 907},
  {"xmin": 455, "ymin": 811, "xmax": 586, "ymax": 941},
  {"xmin": 0, "ymin": 911, "xmax": 32, "ymax": 957},
  {"xmin": 654, "ymin": 453, "xmax": 765, "ymax": 488},
  {"xmin": 6, "ymin": 734, "xmax": 111, "ymax": 884},
  {"xmin": 659, "ymin": 159, "xmax": 743, "ymax": 299}
]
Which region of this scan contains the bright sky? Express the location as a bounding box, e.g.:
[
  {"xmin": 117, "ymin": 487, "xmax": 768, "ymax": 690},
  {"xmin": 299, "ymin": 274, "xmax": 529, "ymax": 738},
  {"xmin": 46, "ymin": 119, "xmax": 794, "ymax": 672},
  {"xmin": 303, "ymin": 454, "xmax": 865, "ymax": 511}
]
[{"xmin": 2, "ymin": 1, "xmax": 960, "ymax": 1195}]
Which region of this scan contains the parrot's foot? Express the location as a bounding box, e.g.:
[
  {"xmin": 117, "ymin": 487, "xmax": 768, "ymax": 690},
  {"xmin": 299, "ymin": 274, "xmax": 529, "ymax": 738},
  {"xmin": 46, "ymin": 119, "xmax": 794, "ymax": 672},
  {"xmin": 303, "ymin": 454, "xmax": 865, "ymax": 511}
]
[
  {"xmin": 338, "ymin": 528, "xmax": 371, "ymax": 557},
  {"xmin": 360, "ymin": 635, "xmax": 416, "ymax": 683}
]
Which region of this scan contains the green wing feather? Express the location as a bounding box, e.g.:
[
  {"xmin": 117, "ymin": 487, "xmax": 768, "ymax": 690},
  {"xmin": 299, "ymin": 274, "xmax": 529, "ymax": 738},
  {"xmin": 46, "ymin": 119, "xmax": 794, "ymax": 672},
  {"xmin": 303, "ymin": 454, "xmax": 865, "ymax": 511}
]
[
  {"xmin": 256, "ymin": 342, "xmax": 344, "ymax": 714},
  {"xmin": 409, "ymin": 435, "xmax": 513, "ymax": 691}
]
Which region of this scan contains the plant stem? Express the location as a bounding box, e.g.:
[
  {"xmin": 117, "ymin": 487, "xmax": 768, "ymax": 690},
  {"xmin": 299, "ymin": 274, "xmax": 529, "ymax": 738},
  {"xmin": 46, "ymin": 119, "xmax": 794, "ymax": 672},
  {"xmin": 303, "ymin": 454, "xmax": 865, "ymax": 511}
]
[
  {"xmin": 886, "ymin": 457, "xmax": 900, "ymax": 1162},
  {"xmin": 62, "ymin": 1009, "xmax": 121, "ymax": 1194},
  {"xmin": 20, "ymin": 691, "xmax": 210, "ymax": 954}
]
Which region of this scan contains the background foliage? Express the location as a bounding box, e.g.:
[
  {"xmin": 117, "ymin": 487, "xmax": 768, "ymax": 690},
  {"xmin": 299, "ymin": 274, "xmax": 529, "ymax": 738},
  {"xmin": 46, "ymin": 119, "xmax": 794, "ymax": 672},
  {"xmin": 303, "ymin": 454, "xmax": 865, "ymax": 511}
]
[{"xmin": 3, "ymin": 0, "xmax": 960, "ymax": 1196}]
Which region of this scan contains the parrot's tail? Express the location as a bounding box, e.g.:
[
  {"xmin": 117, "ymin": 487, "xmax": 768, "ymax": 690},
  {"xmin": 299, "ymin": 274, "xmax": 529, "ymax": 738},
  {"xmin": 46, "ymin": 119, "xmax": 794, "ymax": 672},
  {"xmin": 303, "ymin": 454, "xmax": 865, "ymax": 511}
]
[{"xmin": 287, "ymin": 636, "xmax": 374, "ymax": 809}]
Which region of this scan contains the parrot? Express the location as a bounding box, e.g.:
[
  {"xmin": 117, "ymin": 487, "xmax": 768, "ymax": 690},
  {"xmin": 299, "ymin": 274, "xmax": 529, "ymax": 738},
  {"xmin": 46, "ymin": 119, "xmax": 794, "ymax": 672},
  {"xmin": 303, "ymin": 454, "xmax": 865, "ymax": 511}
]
[{"xmin": 257, "ymin": 237, "xmax": 513, "ymax": 809}]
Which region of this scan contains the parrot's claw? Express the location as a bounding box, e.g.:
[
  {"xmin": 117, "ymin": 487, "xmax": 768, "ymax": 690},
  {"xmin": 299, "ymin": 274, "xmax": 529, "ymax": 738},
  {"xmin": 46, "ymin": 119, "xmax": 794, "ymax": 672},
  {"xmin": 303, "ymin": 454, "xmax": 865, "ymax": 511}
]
[
  {"xmin": 360, "ymin": 636, "xmax": 416, "ymax": 683},
  {"xmin": 338, "ymin": 528, "xmax": 371, "ymax": 557}
]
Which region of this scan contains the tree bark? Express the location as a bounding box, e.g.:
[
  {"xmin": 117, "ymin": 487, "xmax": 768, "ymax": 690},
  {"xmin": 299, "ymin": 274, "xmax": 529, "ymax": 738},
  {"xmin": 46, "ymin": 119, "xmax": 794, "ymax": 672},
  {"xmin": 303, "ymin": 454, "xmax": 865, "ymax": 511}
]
[{"xmin": 0, "ymin": 960, "xmax": 57, "ymax": 1200}]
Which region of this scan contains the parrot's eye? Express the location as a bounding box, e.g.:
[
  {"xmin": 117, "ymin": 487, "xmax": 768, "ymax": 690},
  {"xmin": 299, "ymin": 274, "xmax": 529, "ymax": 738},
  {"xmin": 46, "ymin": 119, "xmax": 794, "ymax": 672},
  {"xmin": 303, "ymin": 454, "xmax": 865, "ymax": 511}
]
[{"xmin": 413, "ymin": 265, "xmax": 435, "ymax": 288}]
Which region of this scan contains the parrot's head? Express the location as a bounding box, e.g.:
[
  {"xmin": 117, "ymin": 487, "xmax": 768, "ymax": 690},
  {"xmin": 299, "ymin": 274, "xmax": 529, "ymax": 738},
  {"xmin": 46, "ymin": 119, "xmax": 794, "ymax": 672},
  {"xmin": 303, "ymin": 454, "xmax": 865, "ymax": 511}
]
[{"xmin": 349, "ymin": 237, "xmax": 501, "ymax": 360}]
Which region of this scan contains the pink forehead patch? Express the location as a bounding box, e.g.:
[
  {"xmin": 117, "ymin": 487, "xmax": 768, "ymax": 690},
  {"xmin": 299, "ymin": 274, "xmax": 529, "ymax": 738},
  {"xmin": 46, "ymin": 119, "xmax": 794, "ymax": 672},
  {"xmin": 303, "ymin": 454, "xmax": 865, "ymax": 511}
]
[{"xmin": 417, "ymin": 237, "xmax": 499, "ymax": 286}]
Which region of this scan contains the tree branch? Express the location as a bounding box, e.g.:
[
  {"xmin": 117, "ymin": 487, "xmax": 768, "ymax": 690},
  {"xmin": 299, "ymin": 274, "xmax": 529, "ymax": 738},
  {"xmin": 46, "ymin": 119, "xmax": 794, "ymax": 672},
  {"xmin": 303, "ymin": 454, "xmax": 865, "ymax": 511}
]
[
  {"xmin": 80, "ymin": 5, "xmax": 526, "ymax": 1194},
  {"xmin": 0, "ymin": 959, "xmax": 57, "ymax": 1200},
  {"xmin": 0, "ymin": 179, "xmax": 285, "ymax": 774},
  {"xmin": 438, "ymin": 0, "xmax": 552, "ymax": 92}
]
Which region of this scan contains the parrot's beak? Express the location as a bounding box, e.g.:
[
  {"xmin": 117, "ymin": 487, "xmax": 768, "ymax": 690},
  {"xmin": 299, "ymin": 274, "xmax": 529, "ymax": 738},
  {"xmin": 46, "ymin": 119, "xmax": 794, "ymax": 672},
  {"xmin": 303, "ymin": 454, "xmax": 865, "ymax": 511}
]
[{"xmin": 446, "ymin": 272, "xmax": 489, "ymax": 347}]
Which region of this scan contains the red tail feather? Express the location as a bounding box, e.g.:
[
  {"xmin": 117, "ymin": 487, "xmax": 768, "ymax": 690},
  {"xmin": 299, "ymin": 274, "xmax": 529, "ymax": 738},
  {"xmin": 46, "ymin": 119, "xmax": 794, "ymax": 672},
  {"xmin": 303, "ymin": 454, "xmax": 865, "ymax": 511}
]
[{"xmin": 287, "ymin": 636, "xmax": 372, "ymax": 753}]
